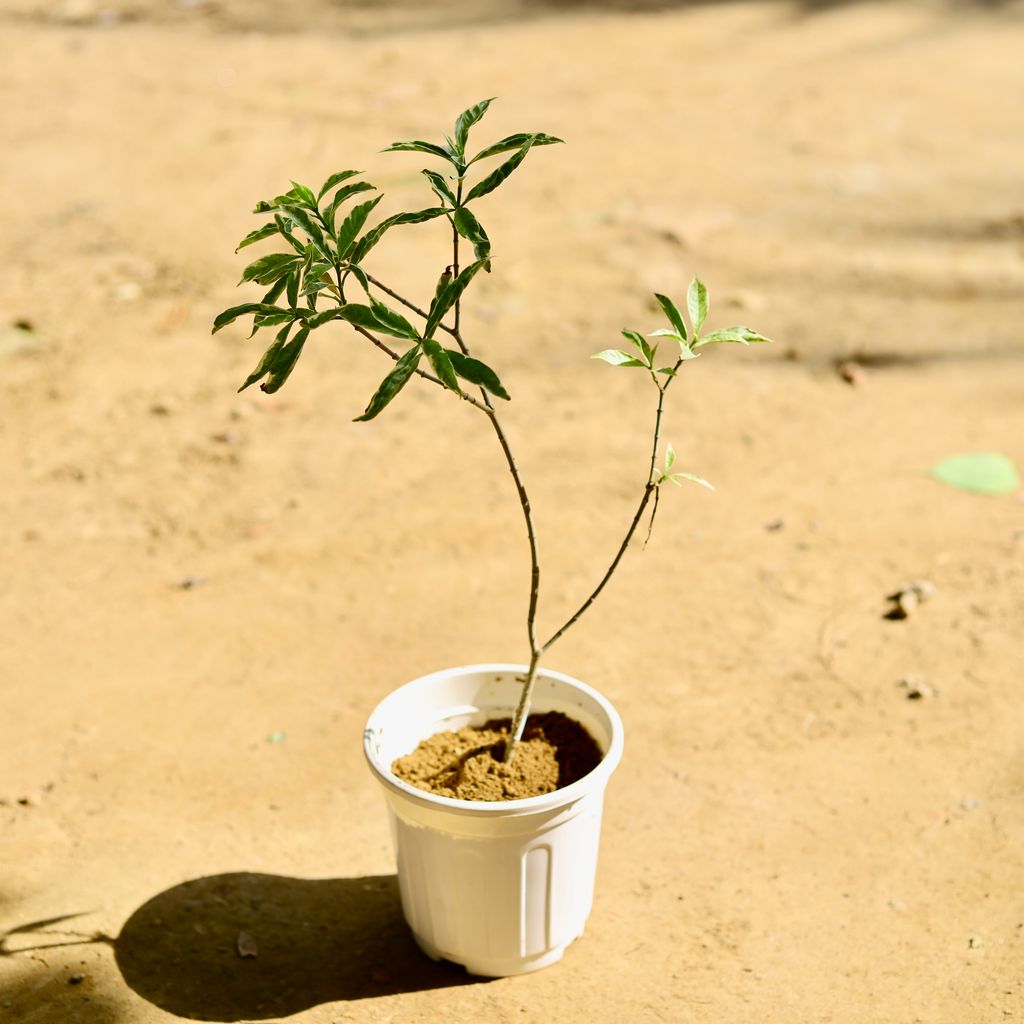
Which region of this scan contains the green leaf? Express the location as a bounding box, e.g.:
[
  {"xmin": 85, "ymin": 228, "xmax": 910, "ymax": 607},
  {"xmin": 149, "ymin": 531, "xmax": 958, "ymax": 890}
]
[
  {"xmin": 422, "ymin": 169, "xmax": 457, "ymax": 206},
  {"xmin": 694, "ymin": 328, "xmax": 746, "ymax": 347},
  {"xmin": 299, "ymin": 280, "xmax": 331, "ymax": 298},
  {"xmin": 325, "ymin": 303, "xmax": 416, "ymax": 340},
  {"xmin": 305, "ymin": 308, "xmax": 347, "ymax": 329},
  {"xmin": 694, "ymin": 326, "xmax": 772, "ymax": 349},
  {"xmin": 448, "ymin": 350, "xmax": 510, "ymax": 400},
  {"xmin": 422, "ymin": 338, "xmax": 460, "ymax": 392},
  {"xmin": 343, "ymin": 263, "xmax": 370, "ymax": 295},
  {"xmin": 286, "ymin": 266, "xmax": 300, "ymax": 309},
  {"xmin": 277, "ymin": 204, "xmax": 330, "ymax": 259},
  {"xmin": 354, "ymin": 344, "xmax": 422, "ymax": 421},
  {"xmin": 261, "ymin": 275, "xmax": 288, "ymax": 307},
  {"xmin": 669, "ymin": 471, "xmax": 714, "ymax": 491},
  {"xmin": 252, "ymin": 310, "xmax": 293, "ymax": 329},
  {"xmin": 238, "ymin": 322, "xmax": 291, "ymax": 392},
  {"xmin": 932, "ymin": 453, "xmax": 1020, "ymax": 495},
  {"xmin": 654, "ymin": 292, "xmax": 688, "ymax": 343},
  {"xmin": 239, "ymin": 253, "xmax": 302, "ymax": 287},
  {"xmin": 665, "ymin": 442, "xmax": 676, "ymax": 470},
  {"xmin": 383, "ymin": 139, "xmax": 455, "ymax": 164},
  {"xmin": 260, "ymin": 325, "xmax": 310, "ymax": 394},
  {"xmin": 317, "ymin": 169, "xmax": 360, "ymax": 201},
  {"xmin": 470, "ymin": 132, "xmax": 564, "ymax": 164},
  {"xmin": 238, "ymin": 323, "xmax": 310, "ymax": 393},
  {"xmin": 370, "ymin": 299, "xmax": 418, "ymax": 340},
  {"xmin": 454, "ymin": 97, "xmax": 496, "ymax": 155},
  {"xmin": 424, "ymin": 258, "xmax": 489, "ymax": 338},
  {"xmin": 453, "ymin": 206, "xmax": 491, "ymax": 265},
  {"xmin": 324, "ymin": 181, "xmax": 376, "ymax": 231},
  {"xmin": 656, "ymin": 366, "xmax": 677, "ymax": 377},
  {"xmin": 592, "ymin": 349, "xmax": 645, "ymax": 367},
  {"xmin": 337, "ymin": 195, "xmax": 384, "ymax": 259},
  {"xmin": 332, "ymin": 304, "xmax": 382, "ymax": 332},
  {"xmin": 289, "ymin": 180, "xmax": 317, "ymax": 208},
  {"xmin": 300, "ymin": 264, "xmax": 335, "ymax": 297},
  {"xmin": 213, "ymin": 302, "xmax": 293, "ymax": 333},
  {"xmin": 621, "ymin": 328, "xmax": 653, "ymax": 366},
  {"xmin": 274, "ymin": 214, "xmax": 306, "ymax": 255},
  {"xmin": 687, "ymin": 276, "xmax": 708, "ymax": 336},
  {"xmin": 465, "ymin": 137, "xmax": 536, "ymax": 202},
  {"xmin": 349, "ymin": 207, "xmax": 447, "ymax": 263},
  {"xmin": 432, "ymin": 269, "xmax": 453, "ymax": 308},
  {"xmin": 235, "ymin": 222, "xmax": 279, "ymax": 252}
]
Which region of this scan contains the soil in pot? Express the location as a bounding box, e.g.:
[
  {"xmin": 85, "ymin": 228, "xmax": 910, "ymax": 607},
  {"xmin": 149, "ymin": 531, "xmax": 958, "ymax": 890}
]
[{"xmin": 392, "ymin": 711, "xmax": 603, "ymax": 802}]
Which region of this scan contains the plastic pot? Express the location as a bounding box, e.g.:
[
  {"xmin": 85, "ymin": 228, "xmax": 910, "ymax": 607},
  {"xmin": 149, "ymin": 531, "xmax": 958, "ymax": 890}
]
[{"xmin": 363, "ymin": 663, "xmax": 624, "ymax": 977}]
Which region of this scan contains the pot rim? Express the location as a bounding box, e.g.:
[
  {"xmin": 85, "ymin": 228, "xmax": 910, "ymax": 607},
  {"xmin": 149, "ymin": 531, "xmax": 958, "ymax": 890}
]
[{"xmin": 363, "ymin": 663, "xmax": 624, "ymax": 817}]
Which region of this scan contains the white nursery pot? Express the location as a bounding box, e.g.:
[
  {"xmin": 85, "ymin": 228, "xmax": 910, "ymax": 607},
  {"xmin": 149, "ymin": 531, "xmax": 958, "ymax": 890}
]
[{"xmin": 363, "ymin": 663, "xmax": 624, "ymax": 977}]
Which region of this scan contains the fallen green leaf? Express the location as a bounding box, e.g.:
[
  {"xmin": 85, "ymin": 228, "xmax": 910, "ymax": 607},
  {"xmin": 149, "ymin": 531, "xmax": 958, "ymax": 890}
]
[{"xmin": 931, "ymin": 453, "xmax": 1019, "ymax": 496}]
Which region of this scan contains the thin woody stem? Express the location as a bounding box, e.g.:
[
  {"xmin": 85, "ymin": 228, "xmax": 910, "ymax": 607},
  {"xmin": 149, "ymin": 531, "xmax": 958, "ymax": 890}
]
[
  {"xmin": 537, "ymin": 359, "xmax": 682, "ymax": 655},
  {"xmin": 452, "ymin": 181, "xmax": 462, "ymax": 338},
  {"xmin": 349, "ymin": 323, "xmax": 489, "ymax": 413},
  {"xmin": 360, "ymin": 271, "xmax": 459, "ymax": 342},
  {"xmin": 346, "ymin": 220, "xmax": 678, "ymax": 766},
  {"xmin": 444, "ymin": 180, "xmax": 542, "ymax": 764}
]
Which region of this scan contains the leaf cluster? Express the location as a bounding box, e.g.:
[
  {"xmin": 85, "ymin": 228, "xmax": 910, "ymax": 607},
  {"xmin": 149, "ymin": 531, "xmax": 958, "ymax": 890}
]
[
  {"xmin": 213, "ymin": 98, "xmax": 563, "ymax": 416},
  {"xmin": 592, "ymin": 275, "xmax": 772, "ymax": 492},
  {"xmin": 592, "ymin": 275, "xmax": 771, "ymax": 380}
]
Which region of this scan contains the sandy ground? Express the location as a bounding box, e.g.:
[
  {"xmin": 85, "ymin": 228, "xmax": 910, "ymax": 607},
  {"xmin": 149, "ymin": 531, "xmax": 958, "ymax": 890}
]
[{"xmin": 2, "ymin": 1, "xmax": 1024, "ymax": 1021}]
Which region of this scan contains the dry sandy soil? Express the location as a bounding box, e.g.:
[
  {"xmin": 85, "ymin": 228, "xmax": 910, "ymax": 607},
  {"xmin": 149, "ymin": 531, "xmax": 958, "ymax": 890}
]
[{"xmin": 2, "ymin": 1, "xmax": 1023, "ymax": 1021}]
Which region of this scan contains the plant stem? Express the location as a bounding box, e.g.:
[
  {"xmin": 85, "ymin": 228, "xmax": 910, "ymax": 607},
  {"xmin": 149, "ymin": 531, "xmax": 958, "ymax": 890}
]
[
  {"xmin": 349, "ymin": 322, "xmax": 489, "ymax": 413},
  {"xmin": 444, "ymin": 182, "xmax": 543, "ymax": 764},
  {"xmin": 536, "ymin": 360, "xmax": 682, "ymax": 656},
  {"xmin": 452, "ymin": 180, "xmax": 462, "ymax": 337},
  {"xmin": 351, "ymin": 232, "xmax": 680, "ymax": 768}
]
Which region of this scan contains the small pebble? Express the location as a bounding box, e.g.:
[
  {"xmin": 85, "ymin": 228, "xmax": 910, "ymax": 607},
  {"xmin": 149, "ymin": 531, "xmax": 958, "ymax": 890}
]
[
  {"xmin": 837, "ymin": 360, "xmax": 867, "ymax": 386},
  {"xmin": 68, "ymin": 973, "xmax": 85, "ymax": 986},
  {"xmin": 174, "ymin": 576, "xmax": 208, "ymax": 590},
  {"xmin": 236, "ymin": 931, "xmax": 258, "ymax": 958},
  {"xmin": 885, "ymin": 580, "xmax": 936, "ymax": 620},
  {"xmin": 898, "ymin": 675, "xmax": 938, "ymax": 700}
]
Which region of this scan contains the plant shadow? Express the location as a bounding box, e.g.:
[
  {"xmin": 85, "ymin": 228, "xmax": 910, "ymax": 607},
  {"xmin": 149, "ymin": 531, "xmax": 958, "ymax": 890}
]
[{"xmin": 114, "ymin": 872, "xmax": 484, "ymax": 1021}]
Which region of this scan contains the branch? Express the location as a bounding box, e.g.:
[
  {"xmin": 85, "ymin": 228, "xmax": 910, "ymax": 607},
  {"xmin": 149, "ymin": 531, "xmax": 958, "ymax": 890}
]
[
  {"xmin": 360, "ymin": 271, "xmax": 460, "ymax": 343},
  {"xmin": 538, "ymin": 359, "xmax": 682, "ymax": 654},
  {"xmin": 349, "ymin": 323, "xmax": 490, "ymax": 413}
]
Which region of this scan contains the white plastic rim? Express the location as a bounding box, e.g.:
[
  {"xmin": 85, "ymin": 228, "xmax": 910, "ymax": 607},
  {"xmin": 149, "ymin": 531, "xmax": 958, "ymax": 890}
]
[{"xmin": 363, "ymin": 664, "xmax": 624, "ymax": 976}]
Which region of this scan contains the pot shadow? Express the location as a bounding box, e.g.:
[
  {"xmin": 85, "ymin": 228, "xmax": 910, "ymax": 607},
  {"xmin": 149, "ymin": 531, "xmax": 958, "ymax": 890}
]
[{"xmin": 114, "ymin": 872, "xmax": 484, "ymax": 1021}]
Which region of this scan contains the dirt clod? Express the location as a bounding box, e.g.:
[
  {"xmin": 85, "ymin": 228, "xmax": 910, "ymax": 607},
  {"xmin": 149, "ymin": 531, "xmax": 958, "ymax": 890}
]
[
  {"xmin": 236, "ymin": 931, "xmax": 258, "ymax": 958},
  {"xmin": 885, "ymin": 580, "xmax": 936, "ymax": 620},
  {"xmin": 898, "ymin": 675, "xmax": 938, "ymax": 700}
]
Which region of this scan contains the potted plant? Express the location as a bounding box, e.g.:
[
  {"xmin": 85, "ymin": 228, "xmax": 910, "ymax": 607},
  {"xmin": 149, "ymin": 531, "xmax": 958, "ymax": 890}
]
[{"xmin": 212, "ymin": 99, "xmax": 769, "ymax": 977}]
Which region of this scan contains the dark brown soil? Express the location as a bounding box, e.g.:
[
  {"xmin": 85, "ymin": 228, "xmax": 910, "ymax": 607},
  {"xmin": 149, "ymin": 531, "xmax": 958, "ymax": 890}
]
[{"xmin": 391, "ymin": 711, "xmax": 604, "ymax": 801}]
